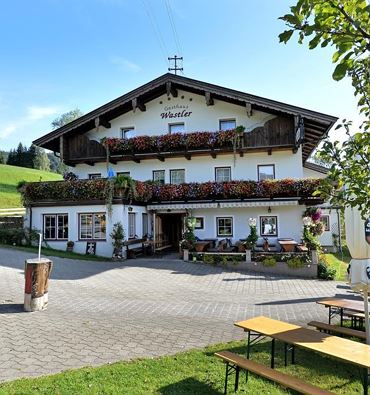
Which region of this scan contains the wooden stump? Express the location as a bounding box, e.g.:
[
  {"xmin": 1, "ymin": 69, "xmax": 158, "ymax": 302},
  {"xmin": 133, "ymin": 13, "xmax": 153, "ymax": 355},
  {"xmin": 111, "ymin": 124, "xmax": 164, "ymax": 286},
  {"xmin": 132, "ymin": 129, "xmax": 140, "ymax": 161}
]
[{"xmin": 24, "ymin": 258, "xmax": 53, "ymax": 312}]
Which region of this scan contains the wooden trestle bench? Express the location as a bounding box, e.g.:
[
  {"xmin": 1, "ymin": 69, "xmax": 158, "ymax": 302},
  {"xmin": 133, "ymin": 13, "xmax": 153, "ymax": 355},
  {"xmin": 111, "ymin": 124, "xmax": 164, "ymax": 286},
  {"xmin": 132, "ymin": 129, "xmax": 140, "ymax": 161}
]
[
  {"xmin": 215, "ymin": 351, "xmax": 335, "ymax": 395},
  {"xmin": 308, "ymin": 320, "xmax": 366, "ymax": 340},
  {"xmin": 123, "ymin": 238, "xmax": 146, "ymax": 258}
]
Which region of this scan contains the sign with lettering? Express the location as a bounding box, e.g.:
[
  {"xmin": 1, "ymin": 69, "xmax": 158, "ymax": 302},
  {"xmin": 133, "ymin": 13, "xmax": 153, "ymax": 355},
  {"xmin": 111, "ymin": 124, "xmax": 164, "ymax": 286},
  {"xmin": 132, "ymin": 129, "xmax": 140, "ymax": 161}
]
[
  {"xmin": 365, "ymin": 218, "xmax": 370, "ymax": 245},
  {"xmin": 160, "ymin": 104, "xmax": 192, "ymax": 120}
]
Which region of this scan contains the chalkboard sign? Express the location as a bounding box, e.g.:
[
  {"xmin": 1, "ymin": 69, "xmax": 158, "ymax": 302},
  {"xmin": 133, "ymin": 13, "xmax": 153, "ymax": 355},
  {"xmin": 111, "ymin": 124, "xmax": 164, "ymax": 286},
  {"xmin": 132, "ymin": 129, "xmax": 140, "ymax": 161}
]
[
  {"xmin": 365, "ymin": 218, "xmax": 370, "ymax": 245},
  {"xmin": 86, "ymin": 242, "xmax": 96, "ymax": 255}
]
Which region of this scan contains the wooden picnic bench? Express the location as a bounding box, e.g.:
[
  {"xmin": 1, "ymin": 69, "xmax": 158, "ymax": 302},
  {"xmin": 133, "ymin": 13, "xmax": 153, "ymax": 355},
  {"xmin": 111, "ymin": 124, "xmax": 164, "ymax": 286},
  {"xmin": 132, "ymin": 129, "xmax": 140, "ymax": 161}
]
[
  {"xmin": 123, "ymin": 238, "xmax": 146, "ymax": 258},
  {"xmin": 307, "ymin": 320, "xmax": 366, "ymax": 340},
  {"xmin": 215, "ymin": 350, "xmax": 334, "ymax": 395},
  {"xmin": 235, "ymin": 315, "xmax": 370, "ymax": 395},
  {"xmin": 317, "ymin": 298, "xmax": 366, "ymax": 326}
]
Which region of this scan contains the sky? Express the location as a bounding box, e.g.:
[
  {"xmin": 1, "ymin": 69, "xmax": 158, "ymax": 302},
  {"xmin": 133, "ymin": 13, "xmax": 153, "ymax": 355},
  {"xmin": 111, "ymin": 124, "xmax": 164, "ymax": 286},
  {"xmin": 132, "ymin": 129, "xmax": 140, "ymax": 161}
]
[{"xmin": 0, "ymin": 0, "xmax": 363, "ymax": 152}]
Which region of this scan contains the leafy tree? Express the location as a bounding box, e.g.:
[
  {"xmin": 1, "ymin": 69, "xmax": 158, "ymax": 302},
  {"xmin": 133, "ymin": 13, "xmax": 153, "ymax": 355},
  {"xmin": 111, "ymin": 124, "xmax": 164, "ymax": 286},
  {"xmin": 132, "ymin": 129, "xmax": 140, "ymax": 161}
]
[
  {"xmin": 279, "ymin": 0, "xmax": 370, "ymax": 129},
  {"xmin": 51, "ymin": 108, "xmax": 83, "ymax": 130},
  {"xmin": 33, "ymin": 147, "xmax": 51, "ymax": 171},
  {"xmin": 279, "ymin": 1, "xmax": 370, "ymax": 218},
  {"xmin": 0, "ymin": 151, "xmax": 5, "ymax": 164}
]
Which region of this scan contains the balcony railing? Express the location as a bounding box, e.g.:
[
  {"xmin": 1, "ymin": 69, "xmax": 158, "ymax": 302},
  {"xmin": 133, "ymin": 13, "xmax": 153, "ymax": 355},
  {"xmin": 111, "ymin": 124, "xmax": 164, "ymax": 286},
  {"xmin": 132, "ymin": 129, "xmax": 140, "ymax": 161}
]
[{"xmin": 21, "ymin": 178, "xmax": 323, "ymax": 206}]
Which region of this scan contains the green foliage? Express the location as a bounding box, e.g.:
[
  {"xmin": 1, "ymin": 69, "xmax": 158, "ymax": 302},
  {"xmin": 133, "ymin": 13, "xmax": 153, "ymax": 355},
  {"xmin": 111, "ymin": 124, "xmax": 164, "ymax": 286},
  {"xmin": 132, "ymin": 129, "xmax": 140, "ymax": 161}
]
[
  {"xmin": 51, "ymin": 108, "xmax": 83, "ymax": 130},
  {"xmin": 245, "ymin": 223, "xmax": 258, "ymax": 249},
  {"xmin": 104, "ymin": 178, "xmax": 115, "ymax": 217},
  {"xmin": 0, "ymin": 227, "xmax": 40, "ymax": 246},
  {"xmin": 317, "ymin": 125, "xmax": 370, "ymax": 219},
  {"xmin": 179, "ymin": 216, "xmax": 196, "ymax": 250},
  {"xmin": 261, "ymin": 257, "xmax": 277, "ymax": 267},
  {"xmin": 279, "ymin": 0, "xmax": 370, "ymax": 128},
  {"xmin": 318, "ymin": 262, "xmax": 337, "ymax": 280},
  {"xmin": 303, "ymin": 225, "xmax": 321, "ymax": 250},
  {"xmin": 202, "ymin": 254, "xmax": 243, "ymax": 266},
  {"xmin": 286, "ymin": 256, "xmax": 305, "ymax": 269},
  {"xmin": 114, "ymin": 174, "xmax": 136, "ymax": 200},
  {"xmin": 110, "ymin": 222, "xmax": 125, "ymax": 250},
  {"xmin": 0, "ymin": 151, "xmax": 5, "ymax": 164}
]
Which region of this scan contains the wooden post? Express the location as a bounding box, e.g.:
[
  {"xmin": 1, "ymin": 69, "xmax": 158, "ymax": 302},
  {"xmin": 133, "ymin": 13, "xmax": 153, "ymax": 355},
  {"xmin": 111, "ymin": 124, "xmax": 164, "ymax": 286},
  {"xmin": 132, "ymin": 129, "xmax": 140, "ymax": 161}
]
[{"xmin": 24, "ymin": 258, "xmax": 52, "ymax": 312}]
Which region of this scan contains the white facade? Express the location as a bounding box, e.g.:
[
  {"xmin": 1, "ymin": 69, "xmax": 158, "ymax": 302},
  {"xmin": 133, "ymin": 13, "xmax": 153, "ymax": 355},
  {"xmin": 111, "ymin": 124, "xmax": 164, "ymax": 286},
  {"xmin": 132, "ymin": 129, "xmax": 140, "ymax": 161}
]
[{"xmin": 29, "ymin": 80, "xmax": 335, "ymax": 257}]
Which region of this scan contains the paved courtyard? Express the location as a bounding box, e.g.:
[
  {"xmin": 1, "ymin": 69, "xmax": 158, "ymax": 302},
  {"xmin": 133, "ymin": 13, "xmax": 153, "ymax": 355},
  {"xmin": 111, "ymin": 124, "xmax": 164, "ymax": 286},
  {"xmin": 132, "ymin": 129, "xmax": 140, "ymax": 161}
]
[{"xmin": 0, "ymin": 247, "xmax": 349, "ymax": 382}]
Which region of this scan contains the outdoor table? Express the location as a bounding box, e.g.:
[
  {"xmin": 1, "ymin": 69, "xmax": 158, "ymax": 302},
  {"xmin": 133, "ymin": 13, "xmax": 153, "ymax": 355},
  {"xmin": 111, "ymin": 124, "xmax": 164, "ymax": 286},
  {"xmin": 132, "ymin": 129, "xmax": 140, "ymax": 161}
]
[
  {"xmin": 278, "ymin": 240, "xmax": 298, "ymax": 252},
  {"xmin": 235, "ymin": 315, "xmax": 370, "ymax": 395},
  {"xmin": 317, "ymin": 298, "xmax": 365, "ymax": 326},
  {"xmin": 194, "ymin": 241, "xmax": 210, "ymax": 252},
  {"xmin": 202, "ymin": 238, "xmax": 218, "ymax": 248}
]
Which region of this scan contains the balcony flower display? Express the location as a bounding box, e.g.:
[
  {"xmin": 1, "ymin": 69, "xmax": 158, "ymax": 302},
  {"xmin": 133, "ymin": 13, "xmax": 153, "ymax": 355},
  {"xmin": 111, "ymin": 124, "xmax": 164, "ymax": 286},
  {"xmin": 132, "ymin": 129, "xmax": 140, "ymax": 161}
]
[{"xmin": 21, "ymin": 178, "xmax": 323, "ymax": 206}]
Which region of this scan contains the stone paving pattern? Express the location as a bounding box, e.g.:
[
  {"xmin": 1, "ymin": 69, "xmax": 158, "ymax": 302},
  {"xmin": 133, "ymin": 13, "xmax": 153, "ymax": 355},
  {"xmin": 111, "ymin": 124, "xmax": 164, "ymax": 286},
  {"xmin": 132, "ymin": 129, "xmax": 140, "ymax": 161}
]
[{"xmin": 0, "ymin": 247, "xmax": 348, "ymax": 382}]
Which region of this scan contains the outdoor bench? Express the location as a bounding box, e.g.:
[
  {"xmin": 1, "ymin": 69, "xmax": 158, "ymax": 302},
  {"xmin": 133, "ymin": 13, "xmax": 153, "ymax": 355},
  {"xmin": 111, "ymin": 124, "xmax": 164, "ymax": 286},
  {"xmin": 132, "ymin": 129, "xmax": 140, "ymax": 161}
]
[
  {"xmin": 215, "ymin": 351, "xmax": 334, "ymax": 395},
  {"xmin": 307, "ymin": 320, "xmax": 366, "ymax": 340},
  {"xmin": 124, "ymin": 238, "xmax": 146, "ymax": 258}
]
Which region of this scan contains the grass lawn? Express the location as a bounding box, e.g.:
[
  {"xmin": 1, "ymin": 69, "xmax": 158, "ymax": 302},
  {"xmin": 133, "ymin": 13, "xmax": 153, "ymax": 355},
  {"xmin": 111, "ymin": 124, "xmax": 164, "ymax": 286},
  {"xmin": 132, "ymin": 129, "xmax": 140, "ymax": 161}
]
[
  {"xmin": 0, "ymin": 164, "xmax": 62, "ymax": 208},
  {"xmin": 0, "ymin": 244, "xmax": 110, "ymax": 262},
  {"xmin": 326, "ymin": 251, "xmax": 350, "ymax": 282},
  {"xmin": 0, "ymin": 339, "xmax": 363, "ymax": 394}
]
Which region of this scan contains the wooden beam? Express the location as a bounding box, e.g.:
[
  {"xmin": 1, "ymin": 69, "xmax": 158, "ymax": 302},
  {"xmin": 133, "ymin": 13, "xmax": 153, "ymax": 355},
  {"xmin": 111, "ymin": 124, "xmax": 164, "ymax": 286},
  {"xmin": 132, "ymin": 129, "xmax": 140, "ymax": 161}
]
[
  {"xmin": 157, "ymin": 154, "xmax": 165, "ymax": 162},
  {"xmin": 94, "ymin": 116, "xmax": 111, "ymax": 129},
  {"xmin": 239, "ymin": 151, "xmax": 244, "ymax": 157},
  {"xmin": 245, "ymin": 102, "xmax": 253, "ymax": 117},
  {"xmin": 211, "ymin": 152, "xmax": 217, "ymax": 159},
  {"xmin": 132, "ymin": 156, "xmax": 140, "ymax": 163},
  {"xmin": 185, "ymin": 153, "xmax": 191, "ymax": 160},
  {"xmin": 166, "ymin": 82, "xmax": 178, "ymax": 97},
  {"xmin": 205, "ymin": 91, "xmax": 214, "ymax": 106},
  {"xmin": 267, "ymin": 148, "xmax": 272, "ymax": 156},
  {"xmin": 109, "ymin": 158, "xmax": 118, "ymax": 165},
  {"xmin": 132, "ymin": 98, "xmax": 146, "ymax": 113},
  {"xmin": 84, "ymin": 161, "xmax": 95, "ymax": 166},
  {"xmin": 59, "ymin": 136, "xmax": 64, "ymax": 162}
]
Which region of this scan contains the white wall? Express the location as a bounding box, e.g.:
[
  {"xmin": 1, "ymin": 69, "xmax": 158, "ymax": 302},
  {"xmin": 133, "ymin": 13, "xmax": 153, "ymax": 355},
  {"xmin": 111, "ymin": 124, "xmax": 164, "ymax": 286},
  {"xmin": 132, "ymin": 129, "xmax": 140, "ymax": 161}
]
[
  {"xmin": 87, "ymin": 89, "xmax": 275, "ymax": 140},
  {"xmin": 29, "ymin": 204, "xmax": 147, "ymax": 257},
  {"xmin": 74, "ymin": 149, "xmax": 303, "ymax": 181},
  {"xmin": 318, "ymin": 208, "xmax": 338, "ymax": 247}
]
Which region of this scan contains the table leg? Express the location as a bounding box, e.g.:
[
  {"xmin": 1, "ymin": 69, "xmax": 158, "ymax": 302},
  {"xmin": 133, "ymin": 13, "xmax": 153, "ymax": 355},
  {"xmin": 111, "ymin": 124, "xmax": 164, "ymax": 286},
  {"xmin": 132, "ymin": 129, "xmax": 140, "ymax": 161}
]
[
  {"xmin": 224, "ymin": 362, "xmax": 229, "ymax": 395},
  {"xmin": 284, "ymin": 344, "xmax": 288, "ymax": 367},
  {"xmin": 271, "ymin": 338, "xmax": 275, "ymax": 369},
  {"xmin": 340, "ymin": 308, "xmax": 344, "ymax": 327},
  {"xmin": 329, "ymin": 306, "xmax": 331, "ymax": 324},
  {"xmin": 363, "ymin": 368, "xmax": 369, "ymax": 395},
  {"xmin": 234, "ymin": 366, "xmax": 240, "ymax": 391}
]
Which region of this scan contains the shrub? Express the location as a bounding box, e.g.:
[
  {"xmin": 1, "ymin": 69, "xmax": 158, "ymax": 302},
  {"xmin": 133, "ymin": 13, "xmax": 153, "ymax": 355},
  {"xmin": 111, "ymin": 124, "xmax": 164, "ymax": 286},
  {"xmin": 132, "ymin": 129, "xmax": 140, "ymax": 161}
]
[
  {"xmin": 287, "ymin": 256, "xmax": 305, "ymax": 269},
  {"xmin": 203, "ymin": 254, "xmax": 215, "ymax": 265},
  {"xmin": 261, "ymin": 257, "xmax": 277, "ymax": 267},
  {"xmin": 318, "ymin": 262, "xmax": 337, "ymax": 280}
]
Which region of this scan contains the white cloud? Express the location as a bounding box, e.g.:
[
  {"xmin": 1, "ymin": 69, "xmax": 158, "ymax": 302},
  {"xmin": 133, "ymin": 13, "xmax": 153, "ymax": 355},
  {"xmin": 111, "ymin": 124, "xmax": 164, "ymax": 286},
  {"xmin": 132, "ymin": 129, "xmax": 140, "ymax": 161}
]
[
  {"xmin": 27, "ymin": 106, "xmax": 59, "ymax": 121},
  {"xmin": 0, "ymin": 124, "xmax": 17, "ymax": 139},
  {"xmin": 110, "ymin": 56, "xmax": 141, "ymax": 72}
]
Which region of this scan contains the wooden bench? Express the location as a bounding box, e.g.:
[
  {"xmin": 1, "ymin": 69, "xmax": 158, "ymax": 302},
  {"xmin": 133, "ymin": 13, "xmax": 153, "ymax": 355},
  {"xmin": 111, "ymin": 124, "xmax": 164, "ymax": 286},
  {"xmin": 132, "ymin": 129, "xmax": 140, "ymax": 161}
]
[
  {"xmin": 123, "ymin": 238, "xmax": 146, "ymax": 258},
  {"xmin": 308, "ymin": 320, "xmax": 366, "ymax": 340},
  {"xmin": 215, "ymin": 351, "xmax": 335, "ymax": 395}
]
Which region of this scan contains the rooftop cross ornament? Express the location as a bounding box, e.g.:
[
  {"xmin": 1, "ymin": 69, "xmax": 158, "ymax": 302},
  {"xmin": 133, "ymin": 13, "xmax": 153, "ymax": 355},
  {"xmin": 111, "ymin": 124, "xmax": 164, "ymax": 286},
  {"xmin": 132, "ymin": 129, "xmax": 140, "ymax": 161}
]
[{"xmin": 168, "ymin": 55, "xmax": 183, "ymax": 75}]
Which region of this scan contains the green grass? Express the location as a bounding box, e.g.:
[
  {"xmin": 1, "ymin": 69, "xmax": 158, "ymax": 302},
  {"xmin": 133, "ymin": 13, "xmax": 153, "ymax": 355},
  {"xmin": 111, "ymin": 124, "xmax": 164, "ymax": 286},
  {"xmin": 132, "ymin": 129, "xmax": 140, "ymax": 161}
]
[
  {"xmin": 325, "ymin": 251, "xmax": 351, "ymax": 282},
  {"xmin": 0, "ymin": 339, "xmax": 363, "ymax": 394},
  {"xmin": 0, "ymin": 244, "xmax": 110, "ymax": 261},
  {"xmin": 0, "ymin": 164, "xmax": 61, "ymax": 208}
]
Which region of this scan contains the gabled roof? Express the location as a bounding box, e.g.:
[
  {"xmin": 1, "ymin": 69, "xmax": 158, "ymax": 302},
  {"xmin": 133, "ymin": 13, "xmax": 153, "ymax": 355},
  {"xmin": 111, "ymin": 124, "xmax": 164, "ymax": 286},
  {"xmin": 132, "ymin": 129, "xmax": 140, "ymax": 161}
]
[
  {"xmin": 33, "ymin": 73, "xmax": 338, "ymax": 162},
  {"xmin": 303, "ymin": 161, "xmax": 330, "ymax": 174}
]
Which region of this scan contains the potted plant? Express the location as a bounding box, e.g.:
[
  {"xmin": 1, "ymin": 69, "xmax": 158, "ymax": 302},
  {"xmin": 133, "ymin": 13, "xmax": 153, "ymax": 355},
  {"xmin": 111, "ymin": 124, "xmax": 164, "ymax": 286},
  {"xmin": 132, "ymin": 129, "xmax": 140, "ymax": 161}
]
[
  {"xmin": 66, "ymin": 240, "xmax": 74, "ymax": 252},
  {"xmin": 110, "ymin": 222, "xmax": 125, "ymax": 260},
  {"xmin": 243, "ymin": 218, "xmax": 258, "ymax": 262},
  {"xmin": 180, "ymin": 216, "xmax": 196, "ymax": 261}
]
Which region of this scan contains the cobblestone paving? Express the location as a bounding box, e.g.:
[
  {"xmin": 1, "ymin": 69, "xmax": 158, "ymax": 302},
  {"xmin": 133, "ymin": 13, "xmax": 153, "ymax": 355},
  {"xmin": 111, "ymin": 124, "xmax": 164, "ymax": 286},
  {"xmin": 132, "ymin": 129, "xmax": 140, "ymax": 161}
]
[{"xmin": 0, "ymin": 247, "xmax": 348, "ymax": 382}]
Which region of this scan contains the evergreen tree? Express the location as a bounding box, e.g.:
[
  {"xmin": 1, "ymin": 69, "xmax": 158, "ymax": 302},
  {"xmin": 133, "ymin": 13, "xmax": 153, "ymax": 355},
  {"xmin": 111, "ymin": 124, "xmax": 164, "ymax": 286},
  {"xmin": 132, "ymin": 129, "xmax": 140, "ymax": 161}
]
[{"xmin": 0, "ymin": 151, "xmax": 5, "ymax": 164}]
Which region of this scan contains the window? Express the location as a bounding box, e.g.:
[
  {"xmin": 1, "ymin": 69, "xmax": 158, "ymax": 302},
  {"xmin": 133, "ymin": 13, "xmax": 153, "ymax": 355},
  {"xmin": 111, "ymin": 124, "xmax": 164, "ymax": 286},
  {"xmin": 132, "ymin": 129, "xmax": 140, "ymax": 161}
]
[
  {"xmin": 260, "ymin": 216, "xmax": 278, "ymax": 237},
  {"xmin": 169, "ymin": 123, "xmax": 185, "ymax": 133},
  {"xmin": 43, "ymin": 214, "xmax": 68, "ymax": 240},
  {"xmin": 128, "ymin": 212, "xmax": 136, "ymax": 239},
  {"xmin": 120, "ymin": 127, "xmax": 135, "ymax": 139},
  {"xmin": 117, "ymin": 171, "xmax": 131, "ymax": 177},
  {"xmin": 194, "ymin": 217, "xmax": 204, "ymax": 230},
  {"xmin": 219, "ymin": 119, "xmax": 236, "ymax": 131},
  {"xmin": 215, "ymin": 167, "xmax": 231, "ymax": 182},
  {"xmin": 142, "ymin": 213, "xmax": 148, "ymax": 237},
  {"xmin": 258, "ymin": 165, "xmax": 275, "ymax": 181},
  {"xmin": 79, "ymin": 213, "xmax": 106, "ymax": 240},
  {"xmin": 88, "ymin": 173, "xmax": 101, "ymax": 179},
  {"xmin": 322, "ymin": 215, "xmax": 330, "ymax": 231},
  {"xmin": 153, "ymin": 170, "xmax": 165, "ymax": 184},
  {"xmin": 170, "ymin": 169, "xmax": 185, "ymax": 184},
  {"xmin": 217, "ymin": 217, "xmax": 233, "ymax": 237}
]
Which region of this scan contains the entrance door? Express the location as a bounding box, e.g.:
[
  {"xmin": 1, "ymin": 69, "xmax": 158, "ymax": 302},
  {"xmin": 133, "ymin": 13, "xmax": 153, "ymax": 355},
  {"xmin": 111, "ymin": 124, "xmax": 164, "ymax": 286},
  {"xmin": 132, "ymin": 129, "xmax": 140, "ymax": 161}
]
[{"xmin": 158, "ymin": 213, "xmax": 183, "ymax": 251}]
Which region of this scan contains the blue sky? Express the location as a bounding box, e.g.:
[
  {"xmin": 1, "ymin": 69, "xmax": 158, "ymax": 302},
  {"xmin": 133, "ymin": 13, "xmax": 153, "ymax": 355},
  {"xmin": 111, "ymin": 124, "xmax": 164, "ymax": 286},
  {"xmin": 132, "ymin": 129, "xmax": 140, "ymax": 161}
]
[{"xmin": 0, "ymin": 0, "xmax": 361, "ymax": 151}]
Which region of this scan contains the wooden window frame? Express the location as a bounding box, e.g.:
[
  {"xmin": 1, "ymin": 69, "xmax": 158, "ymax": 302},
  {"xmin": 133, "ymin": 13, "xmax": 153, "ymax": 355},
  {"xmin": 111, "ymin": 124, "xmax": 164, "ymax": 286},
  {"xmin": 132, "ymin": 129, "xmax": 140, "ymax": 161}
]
[
  {"xmin": 219, "ymin": 119, "xmax": 236, "ymax": 131},
  {"xmin": 120, "ymin": 127, "xmax": 135, "ymax": 139},
  {"xmin": 128, "ymin": 212, "xmax": 136, "ymax": 239},
  {"xmin": 43, "ymin": 213, "xmax": 69, "ymax": 241},
  {"xmin": 117, "ymin": 171, "xmax": 131, "ymax": 177},
  {"xmin": 142, "ymin": 213, "xmax": 148, "ymax": 238},
  {"xmin": 194, "ymin": 217, "xmax": 204, "ymax": 230},
  {"xmin": 152, "ymin": 170, "xmax": 165, "ymax": 184},
  {"xmin": 168, "ymin": 122, "xmax": 185, "ymax": 134},
  {"xmin": 215, "ymin": 166, "xmax": 232, "ymax": 182},
  {"xmin": 170, "ymin": 169, "xmax": 185, "ymax": 185},
  {"xmin": 216, "ymin": 217, "xmax": 233, "ymax": 237},
  {"xmin": 88, "ymin": 173, "xmax": 102, "ymax": 180},
  {"xmin": 259, "ymin": 216, "xmax": 278, "ymax": 237},
  {"xmin": 78, "ymin": 212, "xmax": 106, "ymax": 241},
  {"xmin": 257, "ymin": 164, "xmax": 276, "ymax": 181}
]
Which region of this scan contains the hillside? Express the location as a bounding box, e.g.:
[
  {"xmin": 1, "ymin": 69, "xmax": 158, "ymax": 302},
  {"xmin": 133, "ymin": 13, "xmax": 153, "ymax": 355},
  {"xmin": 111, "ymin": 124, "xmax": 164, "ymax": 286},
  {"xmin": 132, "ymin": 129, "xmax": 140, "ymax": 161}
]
[{"xmin": 0, "ymin": 164, "xmax": 62, "ymax": 208}]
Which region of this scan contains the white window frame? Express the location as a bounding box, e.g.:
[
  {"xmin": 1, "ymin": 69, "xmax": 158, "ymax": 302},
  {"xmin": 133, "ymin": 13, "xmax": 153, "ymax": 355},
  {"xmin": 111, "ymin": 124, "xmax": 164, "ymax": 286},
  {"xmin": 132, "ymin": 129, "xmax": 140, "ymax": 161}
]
[
  {"xmin": 142, "ymin": 213, "xmax": 148, "ymax": 237},
  {"xmin": 257, "ymin": 164, "xmax": 275, "ymax": 181},
  {"xmin": 120, "ymin": 127, "xmax": 135, "ymax": 139},
  {"xmin": 219, "ymin": 119, "xmax": 236, "ymax": 131},
  {"xmin": 43, "ymin": 214, "xmax": 68, "ymax": 240},
  {"xmin": 259, "ymin": 216, "xmax": 278, "ymax": 237},
  {"xmin": 128, "ymin": 212, "xmax": 136, "ymax": 239},
  {"xmin": 322, "ymin": 215, "xmax": 330, "ymax": 232},
  {"xmin": 170, "ymin": 169, "xmax": 185, "ymax": 185},
  {"xmin": 169, "ymin": 123, "xmax": 185, "ymax": 134},
  {"xmin": 215, "ymin": 167, "xmax": 231, "ymax": 182},
  {"xmin": 216, "ymin": 217, "xmax": 233, "ymax": 237},
  {"xmin": 79, "ymin": 213, "xmax": 106, "ymax": 240},
  {"xmin": 88, "ymin": 173, "xmax": 102, "ymax": 180},
  {"xmin": 153, "ymin": 170, "xmax": 165, "ymax": 184}
]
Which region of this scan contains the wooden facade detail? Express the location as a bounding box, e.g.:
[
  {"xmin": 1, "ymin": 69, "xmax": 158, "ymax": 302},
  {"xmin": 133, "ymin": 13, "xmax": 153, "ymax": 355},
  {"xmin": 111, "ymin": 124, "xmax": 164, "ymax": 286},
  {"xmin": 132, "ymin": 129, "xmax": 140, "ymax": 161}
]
[
  {"xmin": 205, "ymin": 91, "xmax": 214, "ymax": 106},
  {"xmin": 94, "ymin": 116, "xmax": 111, "ymax": 129},
  {"xmin": 132, "ymin": 98, "xmax": 146, "ymax": 113},
  {"xmin": 245, "ymin": 102, "xmax": 253, "ymax": 117},
  {"xmin": 66, "ymin": 134, "xmax": 106, "ymax": 161},
  {"xmin": 166, "ymin": 81, "xmax": 178, "ymax": 97}
]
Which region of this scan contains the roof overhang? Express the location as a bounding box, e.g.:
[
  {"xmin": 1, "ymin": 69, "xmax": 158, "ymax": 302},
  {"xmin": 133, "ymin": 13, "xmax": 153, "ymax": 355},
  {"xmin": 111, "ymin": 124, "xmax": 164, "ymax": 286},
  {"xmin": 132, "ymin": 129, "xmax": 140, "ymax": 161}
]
[{"xmin": 33, "ymin": 73, "xmax": 338, "ymax": 162}]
